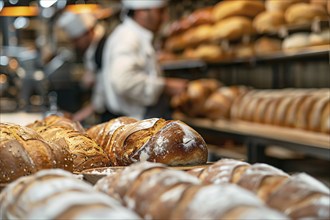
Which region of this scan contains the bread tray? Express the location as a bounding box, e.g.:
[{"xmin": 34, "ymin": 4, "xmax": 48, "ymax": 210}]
[{"xmin": 81, "ymin": 163, "xmax": 212, "ymax": 185}]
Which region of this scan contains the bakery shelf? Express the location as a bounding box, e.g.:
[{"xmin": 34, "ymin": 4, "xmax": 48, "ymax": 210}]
[
  {"xmin": 173, "ymin": 114, "xmax": 330, "ymax": 163},
  {"xmin": 161, "ymin": 45, "xmax": 330, "ymax": 71}
]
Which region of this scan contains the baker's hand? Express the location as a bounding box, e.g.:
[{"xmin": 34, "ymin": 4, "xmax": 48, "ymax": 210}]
[{"xmin": 164, "ymin": 77, "xmax": 188, "ymax": 96}]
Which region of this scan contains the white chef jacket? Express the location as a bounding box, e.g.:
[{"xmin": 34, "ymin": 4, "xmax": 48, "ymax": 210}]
[{"xmin": 101, "ymin": 17, "xmax": 165, "ymax": 119}]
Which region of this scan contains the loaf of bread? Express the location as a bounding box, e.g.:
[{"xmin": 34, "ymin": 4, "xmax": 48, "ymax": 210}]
[
  {"xmin": 212, "ymin": 0, "xmax": 265, "ymax": 21},
  {"xmin": 265, "ymin": 0, "xmax": 308, "ymax": 12},
  {"xmin": 181, "ymin": 24, "xmax": 213, "ymax": 47},
  {"xmin": 187, "ymin": 7, "xmax": 214, "ymax": 27},
  {"xmin": 237, "ymin": 163, "xmax": 289, "ymax": 201},
  {"xmin": 183, "ymin": 44, "xmax": 226, "ymax": 61},
  {"xmin": 285, "ymin": 3, "xmax": 328, "ymax": 25},
  {"xmin": 212, "ymin": 16, "xmax": 255, "ymax": 41},
  {"xmin": 0, "ymin": 123, "xmax": 73, "ymax": 184},
  {"xmin": 253, "ymin": 11, "xmax": 286, "ymax": 34},
  {"xmin": 164, "ymin": 34, "xmax": 185, "ymax": 52},
  {"xmin": 28, "ymin": 115, "xmax": 85, "ymax": 133},
  {"xmin": 28, "ymin": 122, "xmax": 110, "ymax": 172},
  {"xmin": 105, "ymin": 118, "xmax": 208, "ymax": 166},
  {"xmin": 234, "ymin": 43, "xmax": 255, "ymax": 58},
  {"xmin": 266, "ymin": 173, "xmax": 330, "ymax": 219},
  {"xmin": 86, "ymin": 116, "xmax": 138, "ymax": 150},
  {"xmin": 0, "ymin": 169, "xmax": 140, "ymax": 219},
  {"xmin": 95, "ymin": 161, "xmax": 287, "ymax": 220},
  {"xmin": 282, "ymin": 33, "xmax": 311, "ymax": 50},
  {"xmin": 309, "ymin": 29, "xmax": 330, "ymax": 47},
  {"xmin": 254, "ymin": 37, "xmax": 282, "ymax": 55}
]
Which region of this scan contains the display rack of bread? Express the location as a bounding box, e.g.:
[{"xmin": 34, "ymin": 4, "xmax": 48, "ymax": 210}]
[
  {"xmin": 1, "ymin": 159, "xmax": 329, "ymax": 219},
  {"xmin": 160, "ymin": 0, "xmax": 329, "ymax": 62},
  {"xmin": 0, "ymin": 115, "xmax": 208, "ymax": 184},
  {"xmin": 172, "ymin": 79, "xmax": 330, "ymax": 134}
]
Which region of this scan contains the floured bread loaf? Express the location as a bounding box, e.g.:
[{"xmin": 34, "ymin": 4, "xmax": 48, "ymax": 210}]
[
  {"xmin": 237, "ymin": 163, "xmax": 289, "ymax": 201},
  {"xmin": 0, "ymin": 123, "xmax": 73, "ymax": 184},
  {"xmin": 0, "ymin": 169, "xmax": 140, "ymax": 220},
  {"xmin": 266, "ymin": 173, "xmax": 330, "ymax": 219},
  {"xmin": 106, "ymin": 118, "xmax": 208, "ymax": 166},
  {"xmin": 87, "ymin": 116, "xmax": 138, "ymax": 150},
  {"xmin": 95, "ymin": 161, "xmax": 286, "ymax": 220}
]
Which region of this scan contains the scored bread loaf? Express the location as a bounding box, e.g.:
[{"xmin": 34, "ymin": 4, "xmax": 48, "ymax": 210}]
[
  {"xmin": 86, "ymin": 116, "xmax": 138, "ymax": 150},
  {"xmin": 266, "ymin": 173, "xmax": 330, "ymax": 219},
  {"xmin": 29, "ymin": 123, "xmax": 110, "ymax": 171},
  {"xmin": 236, "ymin": 163, "xmax": 289, "ymax": 201},
  {"xmin": 95, "ymin": 161, "xmax": 287, "ymax": 220},
  {"xmin": 0, "ymin": 169, "xmax": 140, "ymax": 220},
  {"xmin": 105, "ymin": 118, "xmax": 208, "ymax": 166},
  {"xmin": 0, "ymin": 123, "xmax": 73, "ymax": 184}
]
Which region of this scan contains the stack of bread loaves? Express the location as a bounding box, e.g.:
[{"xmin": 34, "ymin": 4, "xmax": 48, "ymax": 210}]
[
  {"xmin": 95, "ymin": 161, "xmax": 288, "ymax": 219},
  {"xmin": 189, "ymin": 158, "xmax": 330, "ymax": 219},
  {"xmin": 0, "ymin": 169, "xmax": 140, "ymax": 219},
  {"xmin": 171, "ymin": 78, "xmax": 249, "ymax": 119},
  {"xmin": 231, "ymin": 89, "xmax": 330, "ymax": 134}
]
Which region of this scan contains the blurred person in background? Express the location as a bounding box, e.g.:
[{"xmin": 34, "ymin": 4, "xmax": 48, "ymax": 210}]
[
  {"xmin": 57, "ymin": 12, "xmax": 107, "ymax": 121},
  {"xmin": 100, "ymin": 0, "xmax": 187, "ymax": 120}
]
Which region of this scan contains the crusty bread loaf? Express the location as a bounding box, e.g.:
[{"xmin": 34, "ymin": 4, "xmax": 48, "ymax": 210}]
[
  {"xmin": 320, "ymin": 101, "xmax": 330, "ymax": 134},
  {"xmin": 28, "ymin": 115, "xmax": 85, "ymax": 133},
  {"xmin": 183, "ymin": 44, "xmax": 226, "ymax": 61},
  {"xmin": 198, "ymin": 159, "xmax": 251, "ymax": 184},
  {"xmin": 254, "ymin": 37, "xmax": 282, "ymax": 55},
  {"xmin": 95, "ymin": 161, "xmax": 287, "ymax": 220},
  {"xmin": 213, "ymin": 0, "xmax": 265, "ymax": 21},
  {"xmin": 285, "ymin": 3, "xmax": 328, "ymax": 25},
  {"xmin": 266, "ymin": 173, "xmax": 330, "ymax": 219},
  {"xmin": 30, "ymin": 125, "xmax": 110, "ymax": 172},
  {"xmin": 212, "ymin": 16, "xmax": 255, "ymax": 41},
  {"xmin": 237, "ymin": 163, "xmax": 289, "ymax": 201},
  {"xmin": 164, "ymin": 34, "xmax": 185, "ymax": 52},
  {"xmin": 282, "ymin": 33, "xmax": 311, "ymax": 50},
  {"xmin": 106, "ymin": 118, "xmax": 208, "ymax": 166},
  {"xmin": 0, "ymin": 123, "xmax": 73, "ymax": 184},
  {"xmin": 253, "ymin": 11, "xmax": 286, "ymax": 34},
  {"xmin": 87, "ymin": 116, "xmax": 138, "ymax": 150},
  {"xmin": 0, "ymin": 169, "xmax": 140, "ymax": 219},
  {"xmin": 265, "ymin": 0, "xmax": 308, "ymax": 12},
  {"xmin": 234, "ymin": 43, "xmax": 255, "ymax": 58}
]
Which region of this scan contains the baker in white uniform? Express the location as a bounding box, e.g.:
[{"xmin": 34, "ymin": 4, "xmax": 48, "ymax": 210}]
[{"xmin": 101, "ymin": 0, "xmax": 187, "ymax": 120}]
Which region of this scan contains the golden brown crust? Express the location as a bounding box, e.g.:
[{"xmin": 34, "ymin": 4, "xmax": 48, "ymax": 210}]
[
  {"xmin": 253, "ymin": 11, "xmax": 286, "ymax": 34},
  {"xmin": 0, "ymin": 123, "xmax": 73, "ymax": 183},
  {"xmin": 285, "ymin": 3, "xmax": 328, "ymax": 25}
]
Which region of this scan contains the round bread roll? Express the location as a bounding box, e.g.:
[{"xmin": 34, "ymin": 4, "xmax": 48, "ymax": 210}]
[
  {"xmin": 285, "ymin": 3, "xmax": 328, "ymax": 25},
  {"xmin": 106, "ymin": 118, "xmax": 208, "ymax": 166},
  {"xmin": 0, "ymin": 123, "xmax": 73, "ymax": 184},
  {"xmin": 282, "ymin": 33, "xmax": 310, "ymax": 50},
  {"xmin": 212, "ymin": 16, "xmax": 255, "ymax": 41},
  {"xmin": 266, "ymin": 173, "xmax": 330, "ymax": 219},
  {"xmin": 253, "ymin": 11, "xmax": 286, "ymax": 34},
  {"xmin": 254, "ymin": 37, "xmax": 282, "ymax": 55},
  {"xmin": 213, "ymin": 0, "xmax": 265, "ymax": 21},
  {"xmin": 265, "ymin": 0, "xmax": 308, "ymax": 12}
]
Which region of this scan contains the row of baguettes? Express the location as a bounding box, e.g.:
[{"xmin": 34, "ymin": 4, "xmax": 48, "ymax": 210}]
[
  {"xmin": 94, "ymin": 159, "xmax": 330, "ymax": 219},
  {"xmin": 0, "ymin": 115, "xmax": 208, "ymax": 184},
  {"xmin": 94, "ymin": 161, "xmax": 287, "ymax": 219},
  {"xmin": 0, "ymin": 169, "xmax": 140, "ymax": 220},
  {"xmin": 165, "ymin": 0, "xmax": 329, "ymax": 52},
  {"xmin": 231, "ymin": 88, "xmax": 330, "ymax": 134}
]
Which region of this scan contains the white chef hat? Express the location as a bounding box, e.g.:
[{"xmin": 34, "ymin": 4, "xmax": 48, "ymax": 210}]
[
  {"xmin": 122, "ymin": 0, "xmax": 168, "ymax": 10},
  {"xmin": 57, "ymin": 12, "xmax": 96, "ymax": 39}
]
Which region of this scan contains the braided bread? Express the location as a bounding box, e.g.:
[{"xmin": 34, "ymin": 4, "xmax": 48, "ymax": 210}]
[
  {"xmin": 0, "ymin": 123, "xmax": 73, "ymax": 184},
  {"xmin": 95, "ymin": 161, "xmax": 287, "ymax": 220},
  {"xmin": 0, "ymin": 169, "xmax": 140, "ymax": 219}
]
